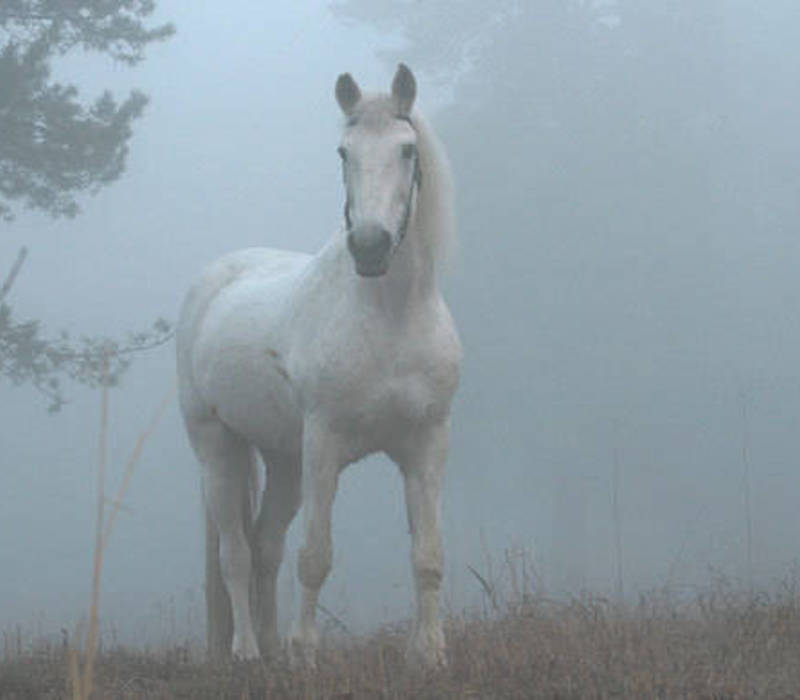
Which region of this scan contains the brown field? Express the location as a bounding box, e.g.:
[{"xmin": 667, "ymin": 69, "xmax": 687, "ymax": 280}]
[{"xmin": 3, "ymin": 584, "xmax": 800, "ymax": 699}]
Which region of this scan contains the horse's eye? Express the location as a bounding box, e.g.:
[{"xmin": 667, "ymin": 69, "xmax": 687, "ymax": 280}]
[
  {"xmin": 337, "ymin": 146, "xmax": 348, "ymax": 162},
  {"xmin": 401, "ymin": 143, "xmax": 417, "ymax": 160}
]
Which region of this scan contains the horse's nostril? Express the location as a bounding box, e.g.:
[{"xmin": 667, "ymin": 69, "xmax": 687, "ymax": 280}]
[
  {"xmin": 374, "ymin": 229, "xmax": 391, "ymax": 256},
  {"xmin": 348, "ymin": 225, "xmax": 392, "ymax": 276},
  {"xmin": 348, "ymin": 226, "xmax": 391, "ymax": 260}
]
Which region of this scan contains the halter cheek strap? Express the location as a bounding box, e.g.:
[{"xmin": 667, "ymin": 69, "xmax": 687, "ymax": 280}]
[
  {"xmin": 341, "ymin": 113, "xmax": 422, "ymax": 245},
  {"xmin": 342, "ymin": 139, "xmax": 422, "ymax": 244},
  {"xmin": 396, "ymin": 154, "xmax": 422, "ymax": 245},
  {"xmin": 344, "ymin": 199, "xmax": 352, "ymax": 230},
  {"xmin": 396, "ymin": 113, "xmax": 422, "ymax": 245}
]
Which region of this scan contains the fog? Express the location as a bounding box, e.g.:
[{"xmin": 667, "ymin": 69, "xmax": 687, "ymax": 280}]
[{"xmin": 2, "ymin": 1, "xmax": 799, "ymax": 647}]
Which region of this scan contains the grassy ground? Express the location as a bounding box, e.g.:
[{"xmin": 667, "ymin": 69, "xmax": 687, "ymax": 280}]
[{"xmin": 3, "ymin": 586, "xmax": 800, "ymax": 699}]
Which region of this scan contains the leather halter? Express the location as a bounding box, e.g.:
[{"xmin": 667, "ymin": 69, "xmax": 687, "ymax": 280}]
[{"xmin": 343, "ymin": 116, "xmax": 422, "ymax": 245}]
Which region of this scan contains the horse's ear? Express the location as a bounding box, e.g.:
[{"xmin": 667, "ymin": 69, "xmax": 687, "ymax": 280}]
[
  {"xmin": 336, "ymin": 72, "xmax": 361, "ymax": 116},
  {"xmin": 391, "ymin": 63, "xmax": 416, "ymax": 116}
]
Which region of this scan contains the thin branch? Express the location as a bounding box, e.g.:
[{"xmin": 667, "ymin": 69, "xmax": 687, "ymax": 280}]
[
  {"xmin": 113, "ymin": 331, "xmax": 175, "ymax": 356},
  {"xmin": 316, "ymin": 603, "xmax": 353, "ymax": 636},
  {"xmin": 83, "ymin": 354, "xmax": 110, "ymax": 700},
  {"xmin": 102, "ymin": 384, "xmax": 174, "ymax": 546},
  {"xmin": 45, "ymin": 329, "xmax": 175, "ymax": 363},
  {"xmin": 467, "ymin": 564, "xmax": 500, "ymax": 613},
  {"xmin": 0, "ymin": 247, "xmax": 28, "ymax": 302}
]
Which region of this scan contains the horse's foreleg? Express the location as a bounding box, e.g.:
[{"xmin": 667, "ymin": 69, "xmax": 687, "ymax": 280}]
[
  {"xmin": 253, "ymin": 451, "xmax": 301, "ymax": 658},
  {"xmin": 394, "ymin": 421, "xmax": 449, "ymax": 667},
  {"xmin": 192, "ymin": 422, "xmax": 260, "ymax": 660},
  {"xmin": 289, "ymin": 425, "xmax": 341, "ymax": 667}
]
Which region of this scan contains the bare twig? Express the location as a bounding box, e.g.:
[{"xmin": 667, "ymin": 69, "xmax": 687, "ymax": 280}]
[
  {"xmin": 69, "ymin": 375, "xmax": 175, "ymax": 700},
  {"xmin": 102, "ymin": 385, "xmax": 174, "ymax": 546},
  {"xmin": 612, "ymin": 422, "xmax": 625, "ymax": 604},
  {"xmin": 738, "ymin": 388, "xmax": 755, "ymax": 595},
  {"xmin": 69, "ymin": 356, "xmax": 110, "ymax": 699},
  {"xmin": 46, "ymin": 330, "xmax": 175, "ymax": 364},
  {"xmin": 0, "ymin": 246, "xmax": 28, "ymax": 301},
  {"xmin": 467, "ymin": 564, "xmax": 500, "ymax": 613},
  {"xmin": 317, "ymin": 603, "xmax": 353, "ymax": 636}
]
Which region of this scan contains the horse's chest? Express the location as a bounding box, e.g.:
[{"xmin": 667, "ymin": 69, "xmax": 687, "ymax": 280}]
[
  {"xmin": 368, "ymin": 372, "xmax": 440, "ymax": 424},
  {"xmin": 309, "ymin": 342, "xmax": 458, "ymax": 441},
  {"xmin": 332, "ymin": 373, "xmax": 445, "ymax": 444}
]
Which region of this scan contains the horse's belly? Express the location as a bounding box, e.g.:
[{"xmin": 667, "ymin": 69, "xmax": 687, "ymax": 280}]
[
  {"xmin": 212, "ymin": 370, "xmax": 302, "ymax": 453},
  {"xmin": 193, "ymin": 322, "xmax": 303, "ymax": 453},
  {"xmin": 185, "ymin": 251, "xmax": 309, "ymax": 452}
]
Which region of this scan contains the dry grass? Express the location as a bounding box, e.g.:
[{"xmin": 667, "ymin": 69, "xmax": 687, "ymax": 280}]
[
  {"xmin": 5, "ymin": 365, "xmax": 799, "ymax": 697},
  {"xmin": 64, "ymin": 366, "xmax": 174, "ymax": 700},
  {"xmin": 3, "ymin": 584, "xmax": 800, "ymax": 699}
]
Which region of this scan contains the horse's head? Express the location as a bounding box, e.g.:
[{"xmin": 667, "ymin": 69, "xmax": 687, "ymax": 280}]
[{"xmin": 335, "ymin": 64, "xmax": 421, "ymax": 277}]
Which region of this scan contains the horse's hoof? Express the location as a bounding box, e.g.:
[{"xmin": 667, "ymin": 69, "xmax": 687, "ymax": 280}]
[
  {"xmin": 258, "ymin": 633, "xmax": 282, "ymax": 663},
  {"xmin": 406, "ymin": 626, "xmax": 447, "ymax": 670},
  {"xmin": 288, "ymin": 633, "xmax": 318, "ymax": 671},
  {"xmin": 231, "ymin": 633, "xmax": 260, "ymax": 662}
]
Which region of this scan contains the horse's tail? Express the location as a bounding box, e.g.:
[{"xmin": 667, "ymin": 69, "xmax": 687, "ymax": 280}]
[
  {"xmin": 204, "ymin": 502, "xmax": 231, "ymax": 658},
  {"xmin": 204, "ymin": 447, "xmax": 260, "ymax": 659}
]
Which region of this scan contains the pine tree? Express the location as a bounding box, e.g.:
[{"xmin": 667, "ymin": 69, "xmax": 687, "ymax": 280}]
[{"xmin": 1, "ymin": 1, "xmax": 174, "ymax": 410}]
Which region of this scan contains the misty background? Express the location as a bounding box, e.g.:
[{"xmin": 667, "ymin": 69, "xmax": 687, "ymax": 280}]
[{"xmin": 2, "ymin": 1, "xmax": 799, "ymax": 647}]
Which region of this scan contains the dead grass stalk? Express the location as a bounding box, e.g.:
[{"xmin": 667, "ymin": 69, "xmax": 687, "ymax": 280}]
[{"xmin": 68, "ymin": 359, "xmax": 173, "ymax": 700}]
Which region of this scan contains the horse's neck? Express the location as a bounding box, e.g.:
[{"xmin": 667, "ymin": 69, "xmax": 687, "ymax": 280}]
[
  {"xmin": 309, "ymin": 226, "xmax": 435, "ymax": 325},
  {"xmin": 357, "ymin": 225, "xmax": 437, "ymax": 317}
]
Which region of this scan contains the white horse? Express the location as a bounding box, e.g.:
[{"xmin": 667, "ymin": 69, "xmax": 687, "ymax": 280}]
[{"xmin": 176, "ymin": 64, "xmax": 461, "ymax": 667}]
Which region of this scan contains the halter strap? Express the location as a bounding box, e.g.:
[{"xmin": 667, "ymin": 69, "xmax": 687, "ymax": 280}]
[
  {"xmin": 396, "ymin": 153, "xmax": 422, "ymax": 245},
  {"xmin": 343, "ymin": 117, "xmax": 422, "ymax": 243}
]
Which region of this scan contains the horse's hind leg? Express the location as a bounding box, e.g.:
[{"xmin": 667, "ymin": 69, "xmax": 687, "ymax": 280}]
[
  {"xmin": 252, "ymin": 449, "xmax": 301, "ymax": 658},
  {"xmin": 189, "ymin": 419, "xmax": 260, "ymax": 660}
]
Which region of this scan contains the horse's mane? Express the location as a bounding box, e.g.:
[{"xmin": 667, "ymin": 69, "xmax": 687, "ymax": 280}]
[{"xmin": 408, "ymin": 108, "xmax": 456, "ymax": 270}]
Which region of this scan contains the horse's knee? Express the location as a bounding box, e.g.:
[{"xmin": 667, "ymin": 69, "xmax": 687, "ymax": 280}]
[
  {"xmin": 297, "ymin": 540, "xmax": 332, "ymax": 590},
  {"xmin": 256, "ymin": 537, "xmax": 286, "ymax": 575},
  {"xmin": 254, "ymin": 496, "xmax": 297, "ymax": 574},
  {"xmin": 412, "ymin": 541, "xmax": 443, "ymax": 589},
  {"xmin": 413, "ymin": 561, "xmax": 442, "ymax": 590}
]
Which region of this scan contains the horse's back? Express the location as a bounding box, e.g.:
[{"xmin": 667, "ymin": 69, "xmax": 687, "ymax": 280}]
[{"xmin": 177, "ymin": 247, "xmax": 310, "ymax": 452}]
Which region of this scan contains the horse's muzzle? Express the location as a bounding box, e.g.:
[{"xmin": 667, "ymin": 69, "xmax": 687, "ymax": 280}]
[{"xmin": 347, "ymin": 224, "xmax": 392, "ymax": 277}]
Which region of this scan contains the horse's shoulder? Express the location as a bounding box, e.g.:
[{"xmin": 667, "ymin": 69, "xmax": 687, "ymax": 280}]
[{"xmin": 415, "ymin": 295, "xmax": 461, "ymax": 353}]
